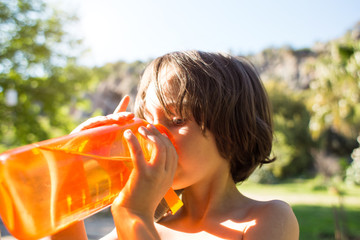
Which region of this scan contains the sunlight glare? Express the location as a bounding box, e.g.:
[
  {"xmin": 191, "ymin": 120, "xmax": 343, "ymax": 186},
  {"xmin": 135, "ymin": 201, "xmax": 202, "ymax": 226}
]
[{"xmin": 220, "ymin": 219, "xmax": 256, "ymax": 233}]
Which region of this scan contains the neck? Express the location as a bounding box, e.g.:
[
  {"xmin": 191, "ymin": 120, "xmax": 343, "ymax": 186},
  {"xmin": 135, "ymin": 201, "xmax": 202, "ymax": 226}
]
[{"xmin": 180, "ymin": 171, "xmax": 241, "ymax": 222}]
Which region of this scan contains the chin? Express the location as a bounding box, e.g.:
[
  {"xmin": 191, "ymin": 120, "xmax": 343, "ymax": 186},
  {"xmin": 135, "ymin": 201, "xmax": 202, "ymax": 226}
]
[{"xmin": 172, "ymin": 179, "xmax": 190, "ymax": 191}]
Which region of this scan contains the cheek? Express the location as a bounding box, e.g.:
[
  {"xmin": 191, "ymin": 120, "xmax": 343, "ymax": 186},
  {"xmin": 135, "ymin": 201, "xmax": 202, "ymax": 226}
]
[
  {"xmin": 168, "ymin": 128, "xmax": 192, "ymax": 162},
  {"xmin": 170, "ymin": 130, "xmax": 189, "ymax": 157},
  {"xmin": 172, "ymin": 128, "xmax": 206, "ymax": 165}
]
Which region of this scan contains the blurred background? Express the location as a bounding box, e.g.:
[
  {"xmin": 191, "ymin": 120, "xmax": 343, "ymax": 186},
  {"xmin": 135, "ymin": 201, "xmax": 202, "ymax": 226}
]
[{"xmin": 0, "ymin": 0, "xmax": 359, "ymax": 239}]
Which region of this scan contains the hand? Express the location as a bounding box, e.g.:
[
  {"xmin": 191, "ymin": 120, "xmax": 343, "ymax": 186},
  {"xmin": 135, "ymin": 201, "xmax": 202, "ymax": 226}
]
[
  {"xmin": 51, "ymin": 96, "xmax": 134, "ymax": 240},
  {"xmin": 114, "ymin": 123, "xmax": 178, "ymax": 215},
  {"xmin": 70, "ymin": 95, "xmax": 134, "ymax": 134},
  {"xmin": 111, "ymin": 124, "xmax": 178, "ymax": 238}
]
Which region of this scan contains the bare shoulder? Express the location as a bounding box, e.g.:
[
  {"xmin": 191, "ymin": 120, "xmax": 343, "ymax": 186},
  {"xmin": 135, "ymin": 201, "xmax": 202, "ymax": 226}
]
[{"xmin": 244, "ymin": 199, "xmax": 299, "ymax": 240}]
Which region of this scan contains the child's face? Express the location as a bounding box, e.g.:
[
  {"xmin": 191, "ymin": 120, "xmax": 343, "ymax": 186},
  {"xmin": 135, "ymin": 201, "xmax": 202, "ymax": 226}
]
[{"xmin": 142, "ymin": 69, "xmax": 230, "ymax": 190}]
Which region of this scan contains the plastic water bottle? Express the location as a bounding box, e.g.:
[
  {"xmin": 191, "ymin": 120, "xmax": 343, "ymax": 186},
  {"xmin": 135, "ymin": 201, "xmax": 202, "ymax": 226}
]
[{"xmin": 0, "ymin": 118, "xmax": 182, "ymax": 240}]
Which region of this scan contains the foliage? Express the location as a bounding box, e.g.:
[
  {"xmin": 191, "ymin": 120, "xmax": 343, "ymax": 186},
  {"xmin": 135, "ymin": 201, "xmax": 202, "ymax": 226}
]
[
  {"xmin": 307, "ymin": 29, "xmax": 360, "ymax": 141},
  {"xmin": 260, "ymin": 81, "xmax": 314, "ymax": 179},
  {"xmin": 0, "ymin": 0, "xmax": 96, "ymax": 150},
  {"xmin": 346, "ymin": 136, "xmax": 360, "ymax": 185},
  {"xmin": 299, "ymin": 25, "xmax": 360, "ymax": 181}
]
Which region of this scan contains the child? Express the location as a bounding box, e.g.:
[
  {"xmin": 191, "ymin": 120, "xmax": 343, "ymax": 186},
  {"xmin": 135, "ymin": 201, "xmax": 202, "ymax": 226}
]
[{"xmin": 52, "ymin": 51, "xmax": 299, "ymax": 240}]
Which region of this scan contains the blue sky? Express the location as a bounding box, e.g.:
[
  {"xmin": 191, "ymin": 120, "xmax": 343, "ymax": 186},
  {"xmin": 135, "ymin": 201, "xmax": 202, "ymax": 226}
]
[{"xmin": 50, "ymin": 0, "xmax": 360, "ymax": 66}]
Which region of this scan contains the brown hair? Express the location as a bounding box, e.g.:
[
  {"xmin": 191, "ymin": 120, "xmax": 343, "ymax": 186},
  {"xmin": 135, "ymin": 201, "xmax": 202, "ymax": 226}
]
[{"xmin": 135, "ymin": 50, "xmax": 275, "ymax": 183}]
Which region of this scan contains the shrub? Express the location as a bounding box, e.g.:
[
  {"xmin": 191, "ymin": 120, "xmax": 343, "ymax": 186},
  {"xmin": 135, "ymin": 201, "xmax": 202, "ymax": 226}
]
[
  {"xmin": 264, "ymin": 81, "xmax": 314, "ymax": 179},
  {"xmin": 346, "ymin": 136, "xmax": 360, "ymax": 185}
]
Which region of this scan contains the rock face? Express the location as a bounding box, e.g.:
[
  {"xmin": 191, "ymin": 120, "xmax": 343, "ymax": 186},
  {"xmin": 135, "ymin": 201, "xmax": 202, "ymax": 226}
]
[
  {"xmin": 249, "ymin": 46, "xmax": 322, "ymax": 90},
  {"xmin": 89, "ymin": 23, "xmax": 360, "ymax": 114},
  {"xmin": 90, "ymin": 62, "xmax": 146, "ymax": 114},
  {"xmin": 91, "ymin": 47, "xmax": 320, "ymax": 114}
]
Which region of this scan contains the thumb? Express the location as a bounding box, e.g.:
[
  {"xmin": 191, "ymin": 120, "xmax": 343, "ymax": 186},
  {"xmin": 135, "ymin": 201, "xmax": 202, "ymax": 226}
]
[{"xmin": 114, "ymin": 95, "xmax": 131, "ymax": 114}]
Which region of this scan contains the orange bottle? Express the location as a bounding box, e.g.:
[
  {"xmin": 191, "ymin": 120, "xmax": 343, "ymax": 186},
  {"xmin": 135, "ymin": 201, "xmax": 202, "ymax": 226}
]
[{"xmin": 0, "ymin": 118, "xmax": 182, "ymax": 240}]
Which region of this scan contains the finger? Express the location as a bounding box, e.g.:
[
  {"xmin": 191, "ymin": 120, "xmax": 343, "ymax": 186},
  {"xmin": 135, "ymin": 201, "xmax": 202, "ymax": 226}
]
[
  {"xmin": 71, "ymin": 112, "xmax": 135, "ymax": 134},
  {"xmin": 114, "ymin": 95, "xmax": 130, "ymax": 114},
  {"xmin": 124, "ymin": 129, "xmax": 147, "ymax": 172},
  {"xmin": 70, "ymin": 116, "xmax": 110, "ymax": 134},
  {"xmin": 140, "ymin": 124, "xmax": 178, "ymax": 173},
  {"xmin": 138, "ymin": 125, "xmax": 167, "ymax": 169},
  {"xmin": 148, "ymin": 125, "xmax": 178, "ymax": 173},
  {"xmin": 107, "ymin": 112, "xmax": 135, "ymax": 123}
]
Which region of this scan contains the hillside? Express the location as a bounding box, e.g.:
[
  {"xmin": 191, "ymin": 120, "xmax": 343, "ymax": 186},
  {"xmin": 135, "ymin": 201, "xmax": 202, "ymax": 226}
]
[{"xmin": 89, "ymin": 23, "xmax": 359, "ymax": 115}]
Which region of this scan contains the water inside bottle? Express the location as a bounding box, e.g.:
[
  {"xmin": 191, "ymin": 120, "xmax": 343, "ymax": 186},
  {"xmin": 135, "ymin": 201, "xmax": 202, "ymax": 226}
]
[
  {"xmin": 0, "ymin": 145, "xmax": 135, "ymax": 239},
  {"xmin": 0, "ymin": 122, "xmax": 182, "ymax": 239}
]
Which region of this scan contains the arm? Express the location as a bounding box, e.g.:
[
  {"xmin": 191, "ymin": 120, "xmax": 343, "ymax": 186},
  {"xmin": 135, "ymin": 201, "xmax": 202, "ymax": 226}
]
[
  {"xmin": 51, "ymin": 221, "xmax": 87, "ymax": 240},
  {"xmin": 111, "ymin": 202, "xmax": 160, "ymax": 240},
  {"xmin": 244, "ymin": 200, "xmax": 299, "ymax": 240}
]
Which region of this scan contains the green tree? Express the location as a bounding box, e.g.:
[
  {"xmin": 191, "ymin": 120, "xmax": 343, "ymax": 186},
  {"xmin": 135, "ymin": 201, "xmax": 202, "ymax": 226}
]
[
  {"xmin": 307, "ymin": 25, "xmax": 360, "ymax": 142},
  {"xmin": 0, "ymin": 0, "xmax": 95, "ymax": 150},
  {"xmin": 346, "ymin": 136, "xmax": 360, "ymax": 185},
  {"xmin": 254, "ymin": 81, "xmax": 314, "ymax": 180}
]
